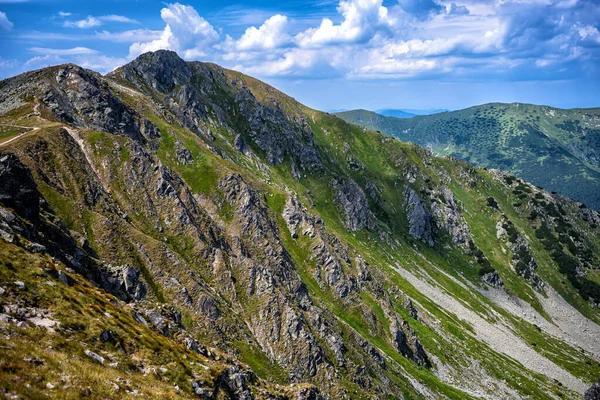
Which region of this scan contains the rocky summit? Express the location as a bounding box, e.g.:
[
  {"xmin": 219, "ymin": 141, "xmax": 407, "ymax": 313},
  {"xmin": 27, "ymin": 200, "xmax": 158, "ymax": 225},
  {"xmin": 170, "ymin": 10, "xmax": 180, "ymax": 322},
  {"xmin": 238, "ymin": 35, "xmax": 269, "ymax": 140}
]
[{"xmin": 0, "ymin": 50, "xmax": 600, "ymax": 399}]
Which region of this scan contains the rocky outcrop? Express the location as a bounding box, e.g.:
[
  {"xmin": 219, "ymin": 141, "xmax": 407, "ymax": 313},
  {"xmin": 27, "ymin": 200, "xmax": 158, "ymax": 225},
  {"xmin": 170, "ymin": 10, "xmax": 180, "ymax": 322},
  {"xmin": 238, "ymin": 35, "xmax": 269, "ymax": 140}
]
[
  {"xmin": 585, "ymin": 378, "xmax": 600, "ymax": 400},
  {"xmin": 389, "ymin": 315, "xmax": 430, "ymax": 367},
  {"xmin": 234, "ymin": 87, "xmax": 323, "ymax": 171},
  {"xmin": 331, "ymin": 177, "xmax": 375, "ymax": 232},
  {"xmin": 234, "ymin": 134, "xmax": 247, "ymax": 154},
  {"xmin": 497, "ymin": 218, "xmax": 543, "ymax": 291},
  {"xmin": 0, "ymin": 152, "xmax": 147, "ymax": 303},
  {"xmin": 0, "ymin": 153, "xmax": 40, "ymax": 222},
  {"xmin": 174, "ymin": 140, "xmax": 194, "ymax": 164},
  {"xmin": 431, "ymin": 188, "xmax": 471, "ymax": 247},
  {"xmin": 103, "ymin": 264, "xmax": 147, "ymax": 302},
  {"xmin": 404, "ymin": 186, "xmax": 434, "ymax": 245},
  {"xmin": 0, "ymin": 65, "xmax": 157, "ymax": 143},
  {"xmin": 482, "ymin": 271, "xmax": 504, "ymax": 287}
]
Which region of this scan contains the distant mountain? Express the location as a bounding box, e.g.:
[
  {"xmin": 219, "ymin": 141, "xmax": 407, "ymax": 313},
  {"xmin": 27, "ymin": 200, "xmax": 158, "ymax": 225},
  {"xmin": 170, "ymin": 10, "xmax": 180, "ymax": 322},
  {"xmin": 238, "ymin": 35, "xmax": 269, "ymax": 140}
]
[
  {"xmin": 373, "ymin": 109, "xmax": 416, "ymax": 118},
  {"xmin": 400, "ymin": 108, "xmax": 449, "ymax": 116},
  {"xmin": 336, "ymin": 103, "xmax": 600, "ymax": 209},
  {"xmin": 375, "ymin": 108, "xmax": 448, "ymax": 117}
]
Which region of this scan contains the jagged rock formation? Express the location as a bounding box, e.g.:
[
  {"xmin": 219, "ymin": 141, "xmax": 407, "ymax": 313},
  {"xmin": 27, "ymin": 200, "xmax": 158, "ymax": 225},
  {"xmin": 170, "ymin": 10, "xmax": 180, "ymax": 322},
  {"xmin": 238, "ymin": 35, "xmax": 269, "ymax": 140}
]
[
  {"xmin": 331, "ymin": 177, "xmax": 375, "ymax": 232},
  {"xmin": 404, "ymin": 186, "xmax": 434, "ymax": 245},
  {"xmin": 1, "ymin": 50, "xmax": 600, "ymax": 400},
  {"xmin": 496, "ymin": 217, "xmax": 543, "ymax": 291}
]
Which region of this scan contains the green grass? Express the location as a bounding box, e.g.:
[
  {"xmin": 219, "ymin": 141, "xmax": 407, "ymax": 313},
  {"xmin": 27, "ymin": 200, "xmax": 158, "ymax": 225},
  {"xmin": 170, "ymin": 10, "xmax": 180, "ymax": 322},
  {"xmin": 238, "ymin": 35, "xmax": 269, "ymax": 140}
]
[{"xmin": 337, "ymin": 104, "xmax": 600, "ymax": 209}]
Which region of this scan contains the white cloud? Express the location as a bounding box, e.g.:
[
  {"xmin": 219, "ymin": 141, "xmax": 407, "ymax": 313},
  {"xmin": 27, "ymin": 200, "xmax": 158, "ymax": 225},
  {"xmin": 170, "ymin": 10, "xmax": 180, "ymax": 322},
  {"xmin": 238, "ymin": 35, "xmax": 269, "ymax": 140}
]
[
  {"xmin": 236, "ymin": 14, "xmax": 290, "ymax": 51},
  {"xmin": 19, "ymin": 0, "xmax": 597, "ymax": 84},
  {"xmin": 99, "ymin": 15, "xmax": 139, "ymax": 24},
  {"xmin": 0, "ymin": 11, "xmax": 13, "ymax": 30},
  {"xmin": 129, "ymin": 3, "xmax": 219, "ymax": 59},
  {"xmin": 579, "ymin": 25, "xmax": 600, "ymax": 45},
  {"xmin": 23, "ymin": 54, "xmax": 125, "ymax": 74},
  {"xmin": 75, "ymin": 55, "xmax": 127, "ymax": 73},
  {"xmin": 64, "ymin": 14, "xmax": 138, "ymax": 28},
  {"xmin": 58, "ymin": 11, "xmax": 72, "ymax": 18},
  {"xmin": 295, "ymin": 0, "xmax": 395, "ymax": 48},
  {"xmin": 25, "ymin": 54, "xmax": 65, "ymax": 67},
  {"xmin": 29, "ymin": 47, "xmax": 98, "ymax": 55},
  {"xmin": 64, "ymin": 16, "xmax": 102, "ymax": 28}
]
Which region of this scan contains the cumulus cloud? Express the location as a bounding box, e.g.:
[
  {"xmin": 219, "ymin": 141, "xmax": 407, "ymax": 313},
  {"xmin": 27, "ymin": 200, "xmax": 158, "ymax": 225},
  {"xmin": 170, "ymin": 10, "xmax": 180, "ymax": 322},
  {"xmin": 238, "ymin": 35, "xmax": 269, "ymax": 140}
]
[
  {"xmin": 20, "ymin": 0, "xmax": 598, "ymax": 84},
  {"xmin": 0, "ymin": 11, "xmax": 13, "ymax": 30},
  {"xmin": 398, "ymin": 0, "xmax": 444, "ymax": 19},
  {"xmin": 129, "ymin": 3, "xmax": 219, "ymax": 59},
  {"xmin": 295, "ymin": 0, "xmax": 395, "ymax": 48},
  {"xmin": 236, "ymin": 14, "xmax": 290, "ymax": 51}
]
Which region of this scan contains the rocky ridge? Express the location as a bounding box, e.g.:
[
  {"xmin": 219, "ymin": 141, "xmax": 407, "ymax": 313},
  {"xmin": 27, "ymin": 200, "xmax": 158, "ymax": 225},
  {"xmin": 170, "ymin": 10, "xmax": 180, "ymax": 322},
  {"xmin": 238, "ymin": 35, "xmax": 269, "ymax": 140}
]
[{"xmin": 0, "ymin": 50, "xmax": 599, "ymax": 399}]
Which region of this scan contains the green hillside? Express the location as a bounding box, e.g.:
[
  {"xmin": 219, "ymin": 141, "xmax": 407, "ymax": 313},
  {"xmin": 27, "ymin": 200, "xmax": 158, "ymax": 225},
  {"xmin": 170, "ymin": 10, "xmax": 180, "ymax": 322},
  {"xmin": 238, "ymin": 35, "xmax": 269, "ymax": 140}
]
[
  {"xmin": 0, "ymin": 52, "xmax": 599, "ymax": 399},
  {"xmin": 337, "ymin": 104, "xmax": 600, "ymax": 209}
]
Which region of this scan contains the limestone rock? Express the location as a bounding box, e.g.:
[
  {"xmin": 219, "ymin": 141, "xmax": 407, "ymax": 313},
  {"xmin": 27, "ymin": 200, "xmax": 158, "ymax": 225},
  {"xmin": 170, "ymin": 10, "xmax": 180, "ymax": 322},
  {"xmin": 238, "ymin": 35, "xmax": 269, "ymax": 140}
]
[
  {"xmin": 331, "ymin": 177, "xmax": 375, "ymax": 232},
  {"xmin": 404, "ymin": 186, "xmax": 434, "ymax": 245}
]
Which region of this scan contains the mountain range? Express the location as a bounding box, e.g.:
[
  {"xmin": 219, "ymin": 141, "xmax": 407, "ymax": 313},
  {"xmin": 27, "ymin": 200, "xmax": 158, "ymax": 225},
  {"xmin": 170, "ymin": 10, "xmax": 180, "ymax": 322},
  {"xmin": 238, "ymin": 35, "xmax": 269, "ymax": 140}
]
[
  {"xmin": 374, "ymin": 109, "xmax": 448, "ymax": 118},
  {"xmin": 336, "ymin": 105, "xmax": 600, "ymax": 210},
  {"xmin": 0, "ymin": 51, "xmax": 600, "ymax": 399}
]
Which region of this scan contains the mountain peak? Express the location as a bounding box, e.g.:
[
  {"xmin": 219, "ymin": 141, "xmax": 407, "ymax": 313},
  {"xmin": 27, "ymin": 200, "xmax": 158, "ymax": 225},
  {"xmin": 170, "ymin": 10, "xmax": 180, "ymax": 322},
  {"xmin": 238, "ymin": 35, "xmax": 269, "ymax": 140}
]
[{"xmin": 111, "ymin": 50, "xmax": 192, "ymax": 93}]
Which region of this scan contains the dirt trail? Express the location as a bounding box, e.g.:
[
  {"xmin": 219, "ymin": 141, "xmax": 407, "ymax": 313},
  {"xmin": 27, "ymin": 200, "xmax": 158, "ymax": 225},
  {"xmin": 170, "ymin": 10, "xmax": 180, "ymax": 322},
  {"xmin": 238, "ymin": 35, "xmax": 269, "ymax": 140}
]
[
  {"xmin": 0, "ymin": 103, "xmax": 43, "ymax": 147},
  {"xmin": 63, "ymin": 127, "xmax": 110, "ymax": 194}
]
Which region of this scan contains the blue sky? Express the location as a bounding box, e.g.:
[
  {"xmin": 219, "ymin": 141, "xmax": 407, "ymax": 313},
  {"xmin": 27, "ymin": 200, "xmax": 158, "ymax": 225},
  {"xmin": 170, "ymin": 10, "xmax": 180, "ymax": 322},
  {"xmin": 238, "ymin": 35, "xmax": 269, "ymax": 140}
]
[{"xmin": 0, "ymin": 0, "xmax": 599, "ymax": 111}]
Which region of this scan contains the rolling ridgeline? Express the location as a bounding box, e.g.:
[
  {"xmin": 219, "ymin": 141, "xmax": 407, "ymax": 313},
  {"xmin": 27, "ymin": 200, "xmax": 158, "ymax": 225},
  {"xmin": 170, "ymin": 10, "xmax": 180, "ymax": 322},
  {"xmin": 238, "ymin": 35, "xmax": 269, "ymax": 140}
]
[
  {"xmin": 0, "ymin": 50, "xmax": 600, "ymax": 399},
  {"xmin": 336, "ymin": 105, "xmax": 600, "ymax": 210}
]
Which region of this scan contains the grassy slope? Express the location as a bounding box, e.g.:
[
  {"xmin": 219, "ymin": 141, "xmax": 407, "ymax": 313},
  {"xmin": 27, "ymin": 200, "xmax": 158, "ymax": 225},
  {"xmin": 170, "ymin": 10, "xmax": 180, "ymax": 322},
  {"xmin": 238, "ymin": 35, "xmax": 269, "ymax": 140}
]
[
  {"xmin": 0, "ymin": 242, "xmax": 280, "ymax": 400},
  {"xmin": 336, "ymin": 104, "xmax": 600, "ymax": 209}
]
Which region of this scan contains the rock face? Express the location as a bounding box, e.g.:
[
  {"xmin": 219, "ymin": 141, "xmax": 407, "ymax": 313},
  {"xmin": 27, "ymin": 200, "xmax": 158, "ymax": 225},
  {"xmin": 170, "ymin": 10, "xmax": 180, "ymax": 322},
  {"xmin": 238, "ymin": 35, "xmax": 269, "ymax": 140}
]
[
  {"xmin": 331, "ymin": 177, "xmax": 375, "ymax": 232},
  {"xmin": 404, "ymin": 186, "xmax": 434, "ymax": 245},
  {"xmin": 497, "ymin": 218, "xmax": 543, "ymax": 291},
  {"xmin": 104, "ymin": 264, "xmax": 147, "ymax": 302},
  {"xmin": 0, "ymin": 64, "xmax": 157, "ymax": 143},
  {"xmin": 482, "ymin": 271, "xmax": 504, "ymax": 287},
  {"xmin": 586, "ymin": 378, "xmax": 600, "ymax": 400},
  {"xmin": 431, "ymin": 188, "xmax": 471, "ymax": 247},
  {"xmin": 0, "ymin": 152, "xmax": 146, "ymax": 304},
  {"xmin": 174, "ymin": 140, "xmax": 194, "ymax": 164},
  {"xmin": 0, "ymin": 153, "xmax": 39, "ymax": 222}
]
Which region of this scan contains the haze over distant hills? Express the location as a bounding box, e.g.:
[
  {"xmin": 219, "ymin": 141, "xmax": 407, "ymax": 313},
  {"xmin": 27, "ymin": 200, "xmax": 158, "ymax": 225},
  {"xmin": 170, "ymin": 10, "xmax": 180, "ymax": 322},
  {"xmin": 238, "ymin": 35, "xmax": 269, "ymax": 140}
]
[
  {"xmin": 337, "ymin": 104, "xmax": 600, "ymax": 209},
  {"xmin": 375, "ymin": 108, "xmax": 449, "ymax": 118},
  {"xmin": 328, "ymin": 108, "xmax": 449, "ymax": 119}
]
